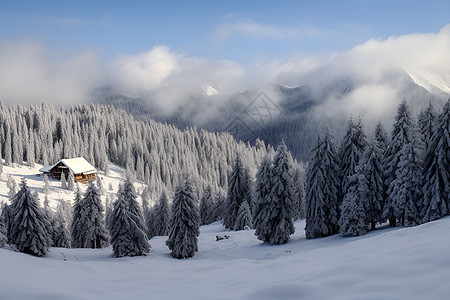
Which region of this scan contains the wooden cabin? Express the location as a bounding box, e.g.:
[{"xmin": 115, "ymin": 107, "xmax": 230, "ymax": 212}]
[{"xmin": 39, "ymin": 157, "xmax": 97, "ymax": 183}]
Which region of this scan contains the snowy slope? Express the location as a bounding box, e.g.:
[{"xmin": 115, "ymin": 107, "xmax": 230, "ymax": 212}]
[
  {"xmin": 1, "ymin": 214, "xmax": 450, "ymax": 299},
  {"xmin": 1, "ymin": 163, "xmax": 450, "ymax": 299}
]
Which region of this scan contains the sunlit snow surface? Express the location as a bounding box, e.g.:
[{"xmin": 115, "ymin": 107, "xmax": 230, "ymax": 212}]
[{"xmin": 0, "ymin": 163, "xmax": 449, "ymax": 299}]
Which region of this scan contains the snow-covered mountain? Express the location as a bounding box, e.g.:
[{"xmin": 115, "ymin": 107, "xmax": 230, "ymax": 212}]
[
  {"xmin": 406, "ymin": 68, "xmax": 450, "ymax": 95},
  {"xmin": 94, "ymin": 71, "xmax": 449, "ymax": 162}
]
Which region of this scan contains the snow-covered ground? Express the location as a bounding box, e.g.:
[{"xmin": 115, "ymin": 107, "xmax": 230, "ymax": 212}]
[{"xmin": 1, "ymin": 163, "xmax": 449, "ymax": 299}]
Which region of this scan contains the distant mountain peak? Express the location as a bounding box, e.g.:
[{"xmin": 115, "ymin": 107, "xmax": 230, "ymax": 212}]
[
  {"xmin": 202, "ymin": 84, "xmax": 219, "ymax": 96},
  {"xmin": 405, "ymin": 68, "xmax": 450, "ymax": 95}
]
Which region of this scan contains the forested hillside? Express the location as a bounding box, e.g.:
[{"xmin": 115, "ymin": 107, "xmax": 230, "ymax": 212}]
[{"xmin": 0, "ymin": 102, "xmax": 272, "ymax": 198}]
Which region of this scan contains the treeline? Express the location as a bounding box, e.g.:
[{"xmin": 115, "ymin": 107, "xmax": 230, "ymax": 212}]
[
  {"xmin": 0, "ymin": 102, "xmax": 272, "ymax": 197},
  {"xmin": 306, "ymin": 99, "xmax": 449, "ymax": 238}
]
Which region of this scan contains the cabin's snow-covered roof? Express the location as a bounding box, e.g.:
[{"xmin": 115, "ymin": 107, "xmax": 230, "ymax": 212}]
[{"xmin": 39, "ymin": 157, "xmax": 97, "ymax": 175}]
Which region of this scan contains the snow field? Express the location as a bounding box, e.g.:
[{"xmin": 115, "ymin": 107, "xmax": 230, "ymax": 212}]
[{"xmin": 1, "ymin": 217, "xmax": 450, "ymax": 299}]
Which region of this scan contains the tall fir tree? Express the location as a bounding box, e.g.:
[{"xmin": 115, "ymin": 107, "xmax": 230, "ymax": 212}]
[
  {"xmin": 339, "ymin": 172, "xmax": 368, "ymax": 236},
  {"xmin": 390, "ymin": 126, "xmax": 423, "ymax": 227},
  {"xmin": 61, "ymin": 172, "xmax": 67, "ymax": 189},
  {"xmin": 305, "ymin": 130, "xmax": 341, "ymax": 238},
  {"xmin": 292, "ymin": 166, "xmax": 306, "ymax": 220},
  {"xmin": 383, "ymin": 100, "xmax": 414, "ymax": 227},
  {"xmin": 422, "ymin": 100, "xmax": 450, "ymax": 222},
  {"xmin": 166, "ymin": 179, "xmax": 200, "ymax": 259},
  {"xmin": 8, "ymin": 179, "xmax": 52, "ymax": 256},
  {"xmin": 339, "ymin": 117, "xmax": 368, "ymax": 205},
  {"xmin": 374, "ymin": 121, "xmax": 389, "ymax": 154},
  {"xmin": 418, "ymin": 101, "xmax": 436, "ymax": 154},
  {"xmin": 254, "ymin": 141, "xmax": 295, "ymax": 244},
  {"xmin": 200, "ymin": 186, "xmax": 215, "ymax": 225},
  {"xmin": 71, "ymin": 182, "xmax": 109, "ymax": 248},
  {"xmin": 122, "ymin": 178, "xmax": 147, "ymax": 235},
  {"xmin": 110, "ymin": 182, "xmax": 150, "ymax": 257},
  {"xmin": 223, "ymin": 155, "xmax": 250, "ymax": 230},
  {"xmin": 234, "ymin": 201, "xmax": 253, "ymax": 230},
  {"xmin": 252, "ymin": 155, "xmax": 273, "ymax": 228},
  {"xmin": 360, "ymin": 141, "xmax": 384, "ymax": 230},
  {"xmin": 67, "ymin": 171, "xmax": 75, "ymax": 191},
  {"xmin": 153, "ymin": 188, "xmax": 171, "ymax": 236}
]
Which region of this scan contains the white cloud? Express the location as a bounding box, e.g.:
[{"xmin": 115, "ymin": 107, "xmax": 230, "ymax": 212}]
[
  {"xmin": 1, "ymin": 24, "xmax": 449, "ymax": 122},
  {"xmin": 0, "ymin": 39, "xmax": 105, "ymax": 105}
]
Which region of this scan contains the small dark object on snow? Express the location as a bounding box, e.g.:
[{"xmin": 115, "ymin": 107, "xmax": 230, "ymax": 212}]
[{"xmin": 216, "ymin": 235, "xmax": 230, "ymax": 241}]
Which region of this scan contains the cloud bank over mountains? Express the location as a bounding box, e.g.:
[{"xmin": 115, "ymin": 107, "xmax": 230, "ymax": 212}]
[{"xmin": 0, "ymin": 24, "xmax": 449, "ymax": 118}]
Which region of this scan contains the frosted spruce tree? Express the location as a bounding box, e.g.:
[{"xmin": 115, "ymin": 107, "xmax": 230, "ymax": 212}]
[
  {"xmin": 374, "ymin": 121, "xmax": 389, "ymax": 154},
  {"xmin": 200, "ymin": 186, "xmax": 215, "ymax": 225},
  {"xmin": 254, "ymin": 141, "xmax": 295, "ymax": 244},
  {"xmin": 252, "ymin": 155, "xmax": 273, "ymax": 229},
  {"xmin": 305, "ymin": 130, "xmax": 341, "ymax": 238},
  {"xmin": 166, "ymin": 179, "xmax": 200, "ymax": 259},
  {"xmin": 110, "ymin": 183, "xmax": 150, "ymax": 257},
  {"xmin": 339, "ymin": 117, "xmax": 367, "ymax": 205},
  {"xmin": 8, "ymin": 179, "xmax": 52, "ymax": 256},
  {"xmin": 360, "ymin": 141, "xmax": 384, "ymax": 230},
  {"xmin": 422, "ymin": 100, "xmax": 450, "ymax": 222},
  {"xmin": 67, "ymin": 171, "xmax": 75, "ymax": 191},
  {"xmin": 61, "ymin": 172, "xmax": 67, "ymax": 189},
  {"xmin": 122, "ymin": 178, "xmax": 147, "ymax": 235},
  {"xmin": 339, "ymin": 172, "xmax": 367, "ymax": 236},
  {"xmin": 71, "ymin": 182, "xmax": 109, "ymax": 248},
  {"xmin": 234, "ymin": 198, "xmax": 253, "ymax": 230},
  {"xmin": 418, "ymin": 101, "xmax": 436, "ymax": 153},
  {"xmin": 389, "ymin": 126, "xmax": 423, "ymax": 227},
  {"xmin": 71, "ymin": 184, "xmax": 83, "ymax": 245},
  {"xmin": 152, "ymin": 188, "xmax": 171, "ymax": 236},
  {"xmin": 7, "ymin": 175, "xmax": 17, "ymax": 198},
  {"xmin": 292, "ymin": 165, "xmax": 306, "ymax": 220},
  {"xmin": 383, "ymin": 100, "xmax": 414, "ymax": 227},
  {"xmin": 97, "ymin": 175, "xmax": 105, "ymax": 196},
  {"xmin": 0, "ymin": 205, "xmax": 8, "ymax": 248},
  {"xmin": 223, "ymin": 155, "xmax": 251, "ymax": 230},
  {"xmin": 43, "ymin": 174, "xmax": 51, "ymax": 195}
]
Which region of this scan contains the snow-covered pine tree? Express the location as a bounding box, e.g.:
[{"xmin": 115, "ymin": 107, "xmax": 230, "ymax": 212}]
[
  {"xmin": 339, "ymin": 117, "xmax": 368, "ymax": 206},
  {"xmin": 122, "ymin": 178, "xmax": 148, "ymax": 235},
  {"xmin": 166, "ymin": 179, "xmax": 200, "ymax": 259},
  {"xmin": 383, "ymin": 100, "xmax": 414, "ymax": 227},
  {"xmin": 234, "ymin": 201, "xmax": 253, "ymax": 230},
  {"xmin": 0, "ymin": 206, "xmax": 7, "ymax": 248},
  {"xmin": 339, "ymin": 172, "xmax": 368, "ymax": 236},
  {"xmin": 390, "ymin": 125, "xmax": 423, "ymax": 227},
  {"xmin": 43, "ymin": 174, "xmax": 50, "ymax": 195},
  {"xmin": 67, "ymin": 171, "xmax": 75, "ymax": 191},
  {"xmin": 292, "ymin": 165, "xmax": 306, "ymax": 220},
  {"xmin": 418, "ymin": 101, "xmax": 436, "ymax": 154},
  {"xmin": 374, "ymin": 121, "xmax": 389, "ymax": 155},
  {"xmin": 360, "ymin": 141, "xmax": 384, "ymax": 230},
  {"xmin": 422, "ymin": 99, "xmax": 450, "ymax": 222},
  {"xmin": 223, "ymin": 155, "xmax": 250, "ymax": 230},
  {"xmin": 110, "ymin": 184, "xmax": 150, "ymax": 257},
  {"xmin": 71, "ymin": 184, "xmax": 83, "ymax": 246},
  {"xmin": 61, "ymin": 172, "xmax": 67, "ymax": 189},
  {"xmin": 153, "ymin": 188, "xmax": 171, "ymax": 236},
  {"xmin": 7, "ymin": 175, "xmax": 17, "ymax": 198},
  {"xmin": 8, "ymin": 179, "xmax": 52, "ymax": 256},
  {"xmin": 254, "ymin": 141, "xmax": 295, "ymax": 244},
  {"xmin": 252, "ymin": 155, "xmax": 272, "ymax": 229},
  {"xmin": 71, "ymin": 182, "xmax": 109, "ymax": 248},
  {"xmin": 53, "ymin": 199, "xmax": 72, "ymax": 248},
  {"xmin": 305, "ymin": 130, "xmax": 341, "ymax": 238},
  {"xmin": 108, "ymin": 182, "xmax": 113, "ymax": 191},
  {"xmin": 96, "ymin": 175, "xmax": 105, "ymax": 196},
  {"xmin": 200, "ymin": 185, "xmax": 215, "ymax": 225}
]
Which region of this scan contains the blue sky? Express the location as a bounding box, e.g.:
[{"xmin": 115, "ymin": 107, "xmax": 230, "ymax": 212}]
[
  {"xmin": 1, "ymin": 0, "xmax": 449, "ymax": 63},
  {"xmin": 1, "ymin": 0, "xmax": 450, "ymax": 110}
]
